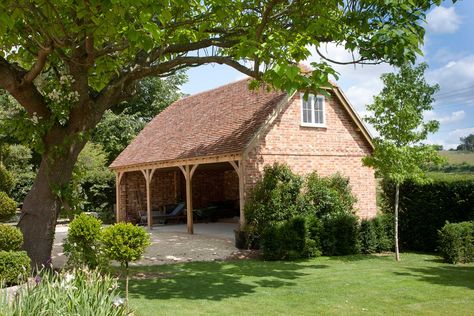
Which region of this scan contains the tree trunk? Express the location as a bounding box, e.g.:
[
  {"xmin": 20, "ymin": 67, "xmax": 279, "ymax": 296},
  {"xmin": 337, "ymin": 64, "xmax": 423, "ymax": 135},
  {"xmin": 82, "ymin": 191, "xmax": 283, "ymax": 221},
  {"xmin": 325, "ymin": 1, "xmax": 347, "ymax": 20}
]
[
  {"xmin": 18, "ymin": 138, "xmax": 86, "ymax": 267},
  {"xmin": 394, "ymin": 183, "xmax": 400, "ymax": 261}
]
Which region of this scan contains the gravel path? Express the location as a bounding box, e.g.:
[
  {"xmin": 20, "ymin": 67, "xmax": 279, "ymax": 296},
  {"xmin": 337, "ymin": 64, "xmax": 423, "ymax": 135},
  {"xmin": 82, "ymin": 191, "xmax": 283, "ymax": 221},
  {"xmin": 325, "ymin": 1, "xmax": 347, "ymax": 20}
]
[{"xmin": 52, "ymin": 223, "xmax": 240, "ymax": 268}]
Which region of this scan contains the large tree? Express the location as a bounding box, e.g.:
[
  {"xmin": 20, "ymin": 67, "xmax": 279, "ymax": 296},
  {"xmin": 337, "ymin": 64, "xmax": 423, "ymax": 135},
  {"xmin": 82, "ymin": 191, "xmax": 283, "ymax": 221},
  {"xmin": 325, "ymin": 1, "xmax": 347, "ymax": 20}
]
[
  {"xmin": 0, "ymin": 0, "xmax": 448, "ymax": 265},
  {"xmin": 362, "ymin": 63, "xmax": 443, "ymax": 261},
  {"xmin": 457, "ymin": 134, "xmax": 474, "ymax": 151}
]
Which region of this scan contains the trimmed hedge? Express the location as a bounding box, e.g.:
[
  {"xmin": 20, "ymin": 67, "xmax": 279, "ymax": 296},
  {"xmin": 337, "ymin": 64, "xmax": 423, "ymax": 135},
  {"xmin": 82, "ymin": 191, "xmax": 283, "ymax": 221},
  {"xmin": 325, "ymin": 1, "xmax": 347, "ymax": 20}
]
[
  {"xmin": 438, "ymin": 221, "xmax": 474, "ymax": 264},
  {"xmin": 261, "ymin": 216, "xmax": 318, "ymax": 260},
  {"xmin": 0, "ymin": 191, "xmax": 16, "ymax": 222},
  {"xmin": 0, "ymin": 164, "xmax": 13, "ymax": 194},
  {"xmin": 382, "ymin": 176, "xmax": 474, "ymax": 251},
  {"xmin": 0, "ymin": 251, "xmax": 30, "ymax": 286},
  {"xmin": 0, "ymin": 224, "xmax": 23, "ymax": 251},
  {"xmin": 320, "ymin": 213, "xmax": 359, "ymax": 256},
  {"xmin": 359, "ymin": 215, "xmax": 393, "ymax": 254}
]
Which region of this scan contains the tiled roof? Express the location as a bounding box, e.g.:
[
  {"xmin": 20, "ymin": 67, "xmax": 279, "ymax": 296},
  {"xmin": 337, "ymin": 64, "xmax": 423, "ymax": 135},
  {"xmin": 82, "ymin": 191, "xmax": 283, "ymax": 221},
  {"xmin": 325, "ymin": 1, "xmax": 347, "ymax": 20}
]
[{"xmin": 110, "ymin": 78, "xmax": 287, "ymax": 169}]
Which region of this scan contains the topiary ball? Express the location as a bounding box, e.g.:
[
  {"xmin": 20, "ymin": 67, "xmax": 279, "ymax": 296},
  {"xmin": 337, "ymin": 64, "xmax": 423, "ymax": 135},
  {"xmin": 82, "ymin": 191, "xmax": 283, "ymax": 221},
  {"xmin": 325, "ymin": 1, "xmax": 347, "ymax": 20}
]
[
  {"xmin": 0, "ymin": 191, "xmax": 17, "ymax": 222},
  {"xmin": 0, "ymin": 224, "xmax": 23, "ymax": 251}
]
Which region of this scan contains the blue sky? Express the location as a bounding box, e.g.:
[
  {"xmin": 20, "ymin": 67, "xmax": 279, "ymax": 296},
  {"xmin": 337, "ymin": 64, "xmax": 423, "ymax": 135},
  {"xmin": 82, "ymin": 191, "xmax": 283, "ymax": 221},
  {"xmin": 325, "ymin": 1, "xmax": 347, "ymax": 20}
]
[{"xmin": 181, "ymin": 1, "xmax": 474, "ymax": 149}]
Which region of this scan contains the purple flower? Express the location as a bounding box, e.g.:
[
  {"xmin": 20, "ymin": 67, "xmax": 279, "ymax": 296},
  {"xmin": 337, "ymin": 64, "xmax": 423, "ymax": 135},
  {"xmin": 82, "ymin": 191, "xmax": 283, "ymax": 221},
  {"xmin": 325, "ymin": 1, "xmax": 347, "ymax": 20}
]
[{"xmin": 34, "ymin": 275, "xmax": 41, "ymax": 284}]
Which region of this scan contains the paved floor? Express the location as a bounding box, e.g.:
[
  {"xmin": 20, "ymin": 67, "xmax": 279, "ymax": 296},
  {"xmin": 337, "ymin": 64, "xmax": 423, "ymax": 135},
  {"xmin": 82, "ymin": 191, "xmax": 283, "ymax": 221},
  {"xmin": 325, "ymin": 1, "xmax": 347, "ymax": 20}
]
[{"xmin": 52, "ymin": 222, "xmax": 239, "ymax": 267}]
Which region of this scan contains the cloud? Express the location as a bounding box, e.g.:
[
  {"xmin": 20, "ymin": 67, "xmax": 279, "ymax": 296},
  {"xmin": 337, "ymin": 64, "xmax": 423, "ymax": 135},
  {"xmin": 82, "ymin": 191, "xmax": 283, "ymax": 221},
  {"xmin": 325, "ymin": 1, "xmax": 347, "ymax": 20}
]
[
  {"xmin": 426, "ymin": 6, "xmax": 461, "ymax": 34},
  {"xmin": 425, "ymin": 110, "xmax": 466, "ymax": 124}
]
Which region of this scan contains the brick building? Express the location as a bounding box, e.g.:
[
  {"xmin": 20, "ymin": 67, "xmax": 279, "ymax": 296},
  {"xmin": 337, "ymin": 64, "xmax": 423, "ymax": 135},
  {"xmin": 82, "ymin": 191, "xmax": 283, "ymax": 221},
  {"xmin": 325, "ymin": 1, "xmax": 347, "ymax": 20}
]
[{"xmin": 109, "ymin": 78, "xmax": 376, "ymax": 233}]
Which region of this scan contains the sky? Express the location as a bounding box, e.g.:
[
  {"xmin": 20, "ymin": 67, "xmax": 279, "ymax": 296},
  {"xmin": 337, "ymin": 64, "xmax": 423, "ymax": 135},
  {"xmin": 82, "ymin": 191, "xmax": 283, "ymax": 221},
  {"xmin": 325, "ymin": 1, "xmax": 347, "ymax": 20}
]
[{"xmin": 180, "ymin": 1, "xmax": 474, "ymax": 149}]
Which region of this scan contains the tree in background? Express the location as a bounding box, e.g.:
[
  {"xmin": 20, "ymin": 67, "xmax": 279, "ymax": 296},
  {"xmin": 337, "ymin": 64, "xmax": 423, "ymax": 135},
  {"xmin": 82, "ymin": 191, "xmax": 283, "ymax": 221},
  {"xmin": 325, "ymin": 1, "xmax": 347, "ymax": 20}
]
[
  {"xmin": 457, "ymin": 134, "xmax": 474, "ymax": 151},
  {"xmin": 0, "ymin": 0, "xmax": 451, "ymax": 265},
  {"xmin": 363, "ymin": 63, "xmax": 443, "ymax": 261}
]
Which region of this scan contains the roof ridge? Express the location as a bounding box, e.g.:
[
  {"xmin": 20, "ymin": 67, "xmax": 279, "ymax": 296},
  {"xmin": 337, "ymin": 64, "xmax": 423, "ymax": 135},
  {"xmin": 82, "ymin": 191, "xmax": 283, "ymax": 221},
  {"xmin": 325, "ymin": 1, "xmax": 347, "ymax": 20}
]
[{"xmin": 178, "ymin": 77, "xmax": 251, "ymax": 103}]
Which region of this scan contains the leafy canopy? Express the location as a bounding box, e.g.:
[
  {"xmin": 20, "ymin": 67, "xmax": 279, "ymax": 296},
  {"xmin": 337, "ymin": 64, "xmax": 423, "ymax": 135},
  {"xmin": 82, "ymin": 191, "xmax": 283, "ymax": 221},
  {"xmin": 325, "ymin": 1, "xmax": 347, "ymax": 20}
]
[
  {"xmin": 0, "ymin": 0, "xmax": 449, "ymax": 151},
  {"xmin": 363, "ymin": 63, "xmax": 443, "ymax": 184}
]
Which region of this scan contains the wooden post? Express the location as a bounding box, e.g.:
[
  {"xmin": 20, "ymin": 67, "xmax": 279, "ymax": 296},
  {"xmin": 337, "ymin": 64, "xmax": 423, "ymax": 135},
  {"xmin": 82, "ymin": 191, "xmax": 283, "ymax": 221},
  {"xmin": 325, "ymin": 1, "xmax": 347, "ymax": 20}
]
[
  {"xmin": 115, "ymin": 172, "xmax": 124, "ymax": 222},
  {"xmin": 230, "ymin": 160, "xmax": 245, "ymax": 229},
  {"xmin": 179, "ymin": 164, "xmax": 199, "ymax": 234},
  {"xmin": 141, "ymin": 169, "xmax": 152, "ymax": 230}
]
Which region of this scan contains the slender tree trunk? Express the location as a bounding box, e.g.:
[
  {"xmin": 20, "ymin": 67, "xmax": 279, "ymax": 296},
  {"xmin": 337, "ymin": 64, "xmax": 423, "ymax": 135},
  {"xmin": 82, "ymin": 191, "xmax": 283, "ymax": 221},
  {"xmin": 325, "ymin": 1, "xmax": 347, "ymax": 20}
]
[
  {"xmin": 18, "ymin": 138, "xmax": 87, "ymax": 267},
  {"xmin": 394, "ymin": 183, "xmax": 400, "ymax": 261}
]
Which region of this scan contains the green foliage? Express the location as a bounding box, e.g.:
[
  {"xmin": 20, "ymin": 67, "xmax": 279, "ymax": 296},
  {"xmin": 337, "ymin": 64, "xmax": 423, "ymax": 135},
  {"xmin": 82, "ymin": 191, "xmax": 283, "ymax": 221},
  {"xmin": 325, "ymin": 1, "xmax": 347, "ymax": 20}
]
[
  {"xmin": 382, "ymin": 178, "xmax": 474, "ymax": 251},
  {"xmin": 320, "ymin": 213, "xmax": 360, "ymax": 256},
  {"xmin": 70, "ymin": 143, "xmax": 115, "ymax": 215},
  {"xmin": 438, "ymin": 221, "xmax": 474, "ymax": 264},
  {"xmin": 359, "ymin": 220, "xmax": 378, "ymax": 254},
  {"xmin": 363, "ymin": 63, "xmax": 444, "ymax": 185},
  {"xmin": 0, "ymin": 268, "xmax": 129, "ymax": 315},
  {"xmin": 0, "ymin": 191, "xmax": 16, "ymax": 222},
  {"xmin": 0, "ymin": 224, "xmax": 23, "ymax": 251},
  {"xmin": 63, "ymin": 213, "xmax": 105, "ymax": 269},
  {"xmin": 358, "ymin": 216, "xmax": 393, "ymax": 254},
  {"xmin": 0, "ymin": 250, "xmax": 30, "ymax": 286},
  {"xmin": 102, "ymin": 223, "xmax": 151, "ymax": 267},
  {"xmin": 0, "ymin": 164, "xmax": 13, "ymax": 194},
  {"xmin": 245, "ymin": 163, "xmax": 303, "ymax": 240},
  {"xmin": 456, "ymin": 134, "xmax": 474, "ymax": 151},
  {"xmin": 301, "ymin": 172, "xmax": 356, "ymax": 216},
  {"xmin": 261, "ymin": 216, "xmax": 318, "ymax": 261}
]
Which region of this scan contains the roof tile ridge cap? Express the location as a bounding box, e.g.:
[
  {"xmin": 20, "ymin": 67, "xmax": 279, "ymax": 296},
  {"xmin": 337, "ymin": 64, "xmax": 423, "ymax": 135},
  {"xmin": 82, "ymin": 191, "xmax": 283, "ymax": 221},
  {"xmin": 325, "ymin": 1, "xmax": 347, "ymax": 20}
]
[{"xmin": 176, "ymin": 77, "xmax": 252, "ymax": 102}]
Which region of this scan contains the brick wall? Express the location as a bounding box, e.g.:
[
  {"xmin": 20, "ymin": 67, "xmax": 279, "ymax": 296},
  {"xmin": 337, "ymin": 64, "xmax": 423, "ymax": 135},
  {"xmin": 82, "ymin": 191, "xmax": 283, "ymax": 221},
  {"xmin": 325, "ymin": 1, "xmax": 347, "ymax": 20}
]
[
  {"xmin": 120, "ymin": 170, "xmax": 180, "ymax": 221},
  {"xmin": 120, "ymin": 166, "xmax": 239, "ymax": 221},
  {"xmin": 244, "ymin": 92, "xmax": 377, "ymax": 218}
]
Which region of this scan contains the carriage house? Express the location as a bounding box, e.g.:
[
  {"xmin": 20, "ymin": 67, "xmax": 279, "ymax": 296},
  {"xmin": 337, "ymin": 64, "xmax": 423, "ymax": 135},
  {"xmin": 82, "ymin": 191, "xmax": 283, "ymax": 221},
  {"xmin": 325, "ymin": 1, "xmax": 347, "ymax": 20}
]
[{"xmin": 109, "ymin": 77, "xmax": 377, "ymax": 233}]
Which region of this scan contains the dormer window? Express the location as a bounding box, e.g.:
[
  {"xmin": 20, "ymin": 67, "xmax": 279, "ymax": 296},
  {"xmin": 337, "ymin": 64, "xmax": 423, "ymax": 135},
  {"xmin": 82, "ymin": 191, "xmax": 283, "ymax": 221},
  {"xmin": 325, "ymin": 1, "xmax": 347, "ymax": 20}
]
[{"xmin": 301, "ymin": 94, "xmax": 325, "ymax": 127}]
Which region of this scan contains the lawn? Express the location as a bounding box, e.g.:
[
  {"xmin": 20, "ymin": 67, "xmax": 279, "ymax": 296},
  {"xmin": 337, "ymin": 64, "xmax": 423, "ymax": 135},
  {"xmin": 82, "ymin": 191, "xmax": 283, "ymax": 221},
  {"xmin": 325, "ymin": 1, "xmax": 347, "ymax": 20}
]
[{"xmin": 126, "ymin": 253, "xmax": 474, "ymax": 316}]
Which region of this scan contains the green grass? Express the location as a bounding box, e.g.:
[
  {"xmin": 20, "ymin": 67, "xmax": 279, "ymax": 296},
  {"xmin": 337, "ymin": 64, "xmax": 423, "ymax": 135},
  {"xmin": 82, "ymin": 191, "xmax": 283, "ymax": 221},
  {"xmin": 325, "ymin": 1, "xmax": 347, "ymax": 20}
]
[
  {"xmin": 125, "ymin": 253, "xmax": 474, "ymax": 315},
  {"xmin": 439, "ymin": 151, "xmax": 474, "ymax": 165}
]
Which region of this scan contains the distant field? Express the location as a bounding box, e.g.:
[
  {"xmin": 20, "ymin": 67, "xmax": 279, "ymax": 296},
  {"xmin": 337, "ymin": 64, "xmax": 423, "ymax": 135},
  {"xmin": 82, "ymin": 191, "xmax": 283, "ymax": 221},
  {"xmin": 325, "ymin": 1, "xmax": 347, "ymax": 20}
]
[{"xmin": 439, "ymin": 151, "xmax": 474, "ymax": 165}]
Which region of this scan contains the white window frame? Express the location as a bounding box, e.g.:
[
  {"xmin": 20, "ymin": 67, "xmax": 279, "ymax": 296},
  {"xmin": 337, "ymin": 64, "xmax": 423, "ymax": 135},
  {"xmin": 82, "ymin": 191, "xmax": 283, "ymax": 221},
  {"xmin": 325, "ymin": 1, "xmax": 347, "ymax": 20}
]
[{"xmin": 300, "ymin": 93, "xmax": 326, "ymax": 128}]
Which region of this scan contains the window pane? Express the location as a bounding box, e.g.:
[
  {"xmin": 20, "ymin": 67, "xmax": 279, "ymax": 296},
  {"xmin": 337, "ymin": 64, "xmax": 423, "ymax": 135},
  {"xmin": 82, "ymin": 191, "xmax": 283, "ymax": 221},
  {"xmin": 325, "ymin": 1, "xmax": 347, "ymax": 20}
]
[
  {"xmin": 302, "ymin": 98, "xmax": 311, "ymax": 123},
  {"xmin": 314, "ymin": 97, "xmax": 324, "ymax": 124}
]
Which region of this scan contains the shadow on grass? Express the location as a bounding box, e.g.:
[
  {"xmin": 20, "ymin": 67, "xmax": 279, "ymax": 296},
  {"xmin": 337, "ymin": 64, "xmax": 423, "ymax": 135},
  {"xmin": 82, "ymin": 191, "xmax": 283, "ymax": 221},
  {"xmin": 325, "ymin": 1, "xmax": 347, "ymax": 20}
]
[
  {"xmin": 394, "ymin": 265, "xmax": 474, "ymax": 290},
  {"xmin": 327, "ymin": 254, "xmax": 392, "ymax": 262},
  {"xmin": 126, "ymin": 260, "xmax": 328, "ymax": 301}
]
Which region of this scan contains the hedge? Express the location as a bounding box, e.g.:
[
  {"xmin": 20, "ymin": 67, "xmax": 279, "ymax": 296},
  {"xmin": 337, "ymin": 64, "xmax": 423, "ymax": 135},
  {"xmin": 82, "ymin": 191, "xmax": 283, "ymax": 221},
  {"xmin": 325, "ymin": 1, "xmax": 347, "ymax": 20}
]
[
  {"xmin": 0, "ymin": 251, "xmax": 30, "ymax": 286},
  {"xmin": 261, "ymin": 216, "xmax": 318, "ymax": 260},
  {"xmin": 438, "ymin": 221, "xmax": 474, "ymax": 264},
  {"xmin": 0, "ymin": 192, "xmax": 17, "ymax": 222},
  {"xmin": 382, "ymin": 175, "xmax": 474, "ymax": 252}
]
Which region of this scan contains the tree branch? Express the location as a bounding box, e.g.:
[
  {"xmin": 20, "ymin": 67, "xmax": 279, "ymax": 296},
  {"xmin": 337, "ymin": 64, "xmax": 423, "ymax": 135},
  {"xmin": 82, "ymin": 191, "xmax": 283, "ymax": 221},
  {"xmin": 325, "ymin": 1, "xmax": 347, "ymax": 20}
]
[
  {"xmin": 94, "ymin": 56, "xmax": 256, "ymax": 115},
  {"xmin": 315, "ymin": 47, "xmax": 383, "ymax": 65},
  {"xmin": 0, "ymin": 57, "xmax": 50, "ymax": 119},
  {"xmin": 23, "ymin": 45, "xmax": 53, "ymax": 83}
]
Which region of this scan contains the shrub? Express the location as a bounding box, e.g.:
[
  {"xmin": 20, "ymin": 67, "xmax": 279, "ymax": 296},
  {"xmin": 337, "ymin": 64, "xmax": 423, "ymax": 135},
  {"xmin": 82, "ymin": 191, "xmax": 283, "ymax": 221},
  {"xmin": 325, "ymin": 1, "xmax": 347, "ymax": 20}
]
[
  {"xmin": 0, "ymin": 164, "xmax": 13, "ymax": 194},
  {"xmin": 102, "ymin": 222, "xmax": 150, "ymax": 302},
  {"xmin": 0, "ymin": 251, "xmax": 30, "ymax": 286},
  {"xmin": 245, "ymin": 163, "xmax": 303, "ymax": 242},
  {"xmin": 301, "ymin": 172, "xmax": 356, "ymax": 217},
  {"xmin": 261, "ymin": 216, "xmax": 318, "ymax": 260},
  {"xmin": 321, "ymin": 213, "xmax": 359, "ymax": 256},
  {"xmin": 0, "ymin": 224, "xmax": 23, "ymax": 251},
  {"xmin": 358, "ymin": 215, "xmax": 394, "ymax": 254},
  {"xmin": 373, "ymin": 214, "xmax": 394, "ymax": 252},
  {"xmin": 0, "ymin": 191, "xmax": 16, "ymax": 222},
  {"xmin": 102, "ymin": 223, "xmax": 150, "ymax": 267},
  {"xmin": 438, "ymin": 221, "xmax": 474, "ymax": 264},
  {"xmin": 63, "ymin": 213, "xmax": 105, "ymax": 269},
  {"xmin": 0, "ymin": 268, "xmax": 129, "ymax": 315},
  {"xmin": 382, "ymin": 176, "xmax": 474, "ymax": 251},
  {"xmin": 359, "ymin": 219, "xmax": 378, "ymax": 254}
]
